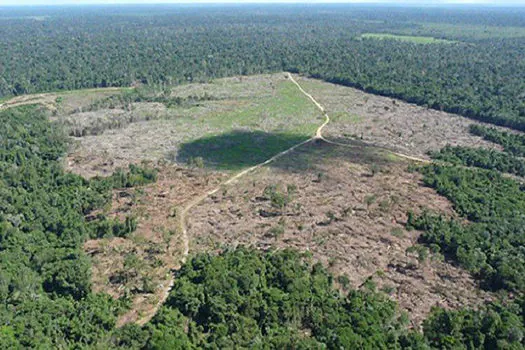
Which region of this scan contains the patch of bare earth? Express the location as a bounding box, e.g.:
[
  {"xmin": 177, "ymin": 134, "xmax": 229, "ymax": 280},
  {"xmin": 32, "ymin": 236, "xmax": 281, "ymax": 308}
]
[
  {"xmin": 295, "ymin": 76, "xmax": 503, "ymax": 159},
  {"xmin": 61, "ymin": 73, "xmax": 299, "ymax": 178},
  {"xmin": 187, "ymin": 141, "xmax": 492, "ymax": 327},
  {"xmin": 83, "ymin": 165, "xmax": 227, "ymax": 326}
]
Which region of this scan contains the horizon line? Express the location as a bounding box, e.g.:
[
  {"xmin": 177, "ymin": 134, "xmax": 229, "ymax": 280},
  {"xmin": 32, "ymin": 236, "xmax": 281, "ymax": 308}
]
[{"xmin": 1, "ymin": 2, "xmax": 525, "ymax": 7}]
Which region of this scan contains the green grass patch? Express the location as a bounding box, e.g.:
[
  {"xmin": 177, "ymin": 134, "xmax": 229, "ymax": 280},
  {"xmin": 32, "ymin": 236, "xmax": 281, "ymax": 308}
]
[
  {"xmin": 176, "ymin": 80, "xmax": 321, "ymax": 170},
  {"xmin": 361, "ymin": 33, "xmax": 457, "ymax": 44},
  {"xmin": 383, "ymin": 152, "xmax": 403, "ymax": 162},
  {"xmin": 204, "ymin": 81, "xmax": 319, "ymax": 134}
]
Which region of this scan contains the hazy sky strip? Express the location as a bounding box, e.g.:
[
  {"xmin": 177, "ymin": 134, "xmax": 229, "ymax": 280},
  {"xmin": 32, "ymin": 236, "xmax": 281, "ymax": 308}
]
[{"xmin": 1, "ymin": 0, "xmax": 524, "ymax": 6}]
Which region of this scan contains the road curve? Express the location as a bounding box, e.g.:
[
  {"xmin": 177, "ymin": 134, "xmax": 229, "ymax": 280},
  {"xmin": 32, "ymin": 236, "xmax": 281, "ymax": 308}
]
[
  {"xmin": 135, "ymin": 73, "xmax": 324, "ymax": 325},
  {"xmin": 287, "ymin": 73, "xmax": 430, "ymax": 163},
  {"xmin": 136, "ymin": 72, "xmax": 429, "ymax": 325}
]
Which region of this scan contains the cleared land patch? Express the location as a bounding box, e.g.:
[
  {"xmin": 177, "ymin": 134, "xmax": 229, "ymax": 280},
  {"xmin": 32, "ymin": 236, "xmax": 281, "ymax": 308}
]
[
  {"xmin": 19, "ymin": 72, "xmax": 507, "ymax": 328},
  {"xmin": 187, "ymin": 141, "xmax": 492, "ymax": 326},
  {"xmin": 360, "ymin": 33, "xmax": 457, "ymax": 44},
  {"xmin": 84, "ymin": 165, "xmax": 228, "ymax": 326},
  {"xmin": 64, "ymin": 74, "xmax": 321, "ymax": 176},
  {"xmin": 294, "ymin": 77, "xmax": 501, "ymax": 159},
  {"xmin": 68, "ymin": 73, "xmax": 322, "ymax": 326}
]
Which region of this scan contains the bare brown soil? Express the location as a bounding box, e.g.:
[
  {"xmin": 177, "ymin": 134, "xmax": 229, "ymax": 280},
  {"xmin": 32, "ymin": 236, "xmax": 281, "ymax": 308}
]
[
  {"xmin": 296, "ymin": 77, "xmax": 502, "ymax": 159},
  {"xmin": 187, "ymin": 141, "xmax": 492, "ymax": 326},
  {"xmin": 83, "ymin": 165, "xmax": 227, "ymax": 326}
]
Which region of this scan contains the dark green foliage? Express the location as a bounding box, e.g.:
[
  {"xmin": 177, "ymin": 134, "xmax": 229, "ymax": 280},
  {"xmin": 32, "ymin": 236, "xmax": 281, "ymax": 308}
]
[
  {"xmin": 91, "ymin": 163, "xmax": 158, "ymax": 191},
  {"xmin": 263, "ymin": 185, "xmax": 291, "ymax": 210},
  {"xmin": 408, "ymin": 212, "xmax": 525, "ymax": 292},
  {"xmin": 144, "ymin": 247, "xmax": 416, "ymax": 348},
  {"xmin": 138, "ymin": 248, "xmax": 525, "ymax": 349},
  {"xmin": 423, "ymin": 301, "xmax": 525, "ymax": 349},
  {"xmin": 430, "ymin": 145, "xmax": 525, "ymax": 176},
  {"xmin": 90, "ymin": 215, "xmax": 138, "ymax": 239},
  {"xmin": 470, "ymin": 124, "xmax": 525, "ymax": 157},
  {"xmin": 408, "ymin": 165, "xmax": 525, "ymax": 291},
  {"xmin": 0, "ymin": 105, "xmax": 135, "ymax": 347},
  {"xmin": 1, "ymin": 6, "xmax": 524, "ymax": 130},
  {"xmin": 419, "ymin": 165, "xmax": 525, "ymax": 223}
]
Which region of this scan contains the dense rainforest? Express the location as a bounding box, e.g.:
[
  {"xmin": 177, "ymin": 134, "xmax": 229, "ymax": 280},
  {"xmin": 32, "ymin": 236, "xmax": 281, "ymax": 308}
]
[
  {"xmin": 1, "ymin": 5, "xmax": 525, "ymax": 130},
  {"xmin": 1, "ymin": 104, "xmax": 524, "ymax": 348}
]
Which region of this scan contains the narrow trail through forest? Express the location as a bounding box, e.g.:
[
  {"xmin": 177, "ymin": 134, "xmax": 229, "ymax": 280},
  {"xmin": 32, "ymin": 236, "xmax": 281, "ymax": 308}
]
[{"xmin": 135, "ymin": 72, "xmax": 428, "ymax": 325}]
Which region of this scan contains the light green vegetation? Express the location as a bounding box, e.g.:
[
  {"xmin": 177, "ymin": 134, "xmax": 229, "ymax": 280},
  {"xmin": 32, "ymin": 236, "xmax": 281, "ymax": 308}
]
[
  {"xmin": 331, "ymin": 112, "xmax": 363, "ymax": 124},
  {"xmin": 361, "ymin": 33, "xmax": 457, "ymax": 44},
  {"xmin": 59, "ymin": 87, "xmax": 132, "ymax": 97},
  {"xmin": 384, "ymin": 152, "xmax": 403, "ymax": 162},
  {"xmin": 176, "ymin": 81, "xmax": 321, "ymax": 170},
  {"xmin": 193, "ymin": 81, "xmax": 319, "ymax": 135},
  {"xmin": 289, "ymin": 79, "xmax": 368, "ymax": 131}
]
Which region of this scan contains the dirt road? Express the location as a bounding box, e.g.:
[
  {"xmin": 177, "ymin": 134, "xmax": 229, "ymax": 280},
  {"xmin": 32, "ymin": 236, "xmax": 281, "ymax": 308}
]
[
  {"xmin": 0, "ymin": 87, "xmax": 125, "ymax": 112},
  {"xmin": 135, "ymin": 74, "xmax": 323, "ymax": 325},
  {"xmin": 287, "ymin": 73, "xmax": 429, "ymax": 163},
  {"xmin": 134, "ymin": 73, "xmax": 429, "ymax": 325}
]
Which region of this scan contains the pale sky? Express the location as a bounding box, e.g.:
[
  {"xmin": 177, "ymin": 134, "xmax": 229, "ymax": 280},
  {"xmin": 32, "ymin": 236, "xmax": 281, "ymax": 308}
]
[
  {"xmin": 0, "ymin": 0, "xmax": 524, "ymax": 6},
  {"xmin": 0, "ymin": 0, "xmax": 525, "ymax": 6}
]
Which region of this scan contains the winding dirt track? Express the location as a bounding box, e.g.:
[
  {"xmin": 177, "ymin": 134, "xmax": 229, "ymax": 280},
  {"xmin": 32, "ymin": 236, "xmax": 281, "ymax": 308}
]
[
  {"xmin": 0, "ymin": 87, "xmax": 125, "ymax": 112},
  {"xmin": 287, "ymin": 74, "xmax": 429, "ymax": 163},
  {"xmin": 135, "ymin": 73, "xmax": 428, "ymax": 325}
]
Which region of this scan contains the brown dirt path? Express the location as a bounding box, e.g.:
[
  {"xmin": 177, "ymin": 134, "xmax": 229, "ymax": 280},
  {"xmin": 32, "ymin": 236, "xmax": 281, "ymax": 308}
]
[
  {"xmin": 286, "ymin": 73, "xmax": 430, "ymax": 163},
  {"xmin": 0, "ymin": 87, "xmax": 125, "ymax": 112},
  {"xmin": 134, "ymin": 72, "xmax": 431, "ymax": 326}
]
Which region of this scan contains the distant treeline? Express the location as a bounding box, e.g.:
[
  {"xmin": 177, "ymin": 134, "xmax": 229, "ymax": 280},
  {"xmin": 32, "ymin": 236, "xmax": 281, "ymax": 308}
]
[{"xmin": 0, "ymin": 6, "xmax": 524, "ymax": 130}]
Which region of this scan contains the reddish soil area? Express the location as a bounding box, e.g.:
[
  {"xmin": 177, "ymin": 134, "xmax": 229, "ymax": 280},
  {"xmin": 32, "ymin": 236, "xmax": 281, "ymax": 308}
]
[{"xmin": 83, "ymin": 165, "xmax": 227, "ymax": 326}]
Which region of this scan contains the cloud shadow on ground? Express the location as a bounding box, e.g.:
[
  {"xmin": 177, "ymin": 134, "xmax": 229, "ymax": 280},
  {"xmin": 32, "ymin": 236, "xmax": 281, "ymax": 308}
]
[{"xmin": 175, "ymin": 129, "xmax": 402, "ymax": 173}]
